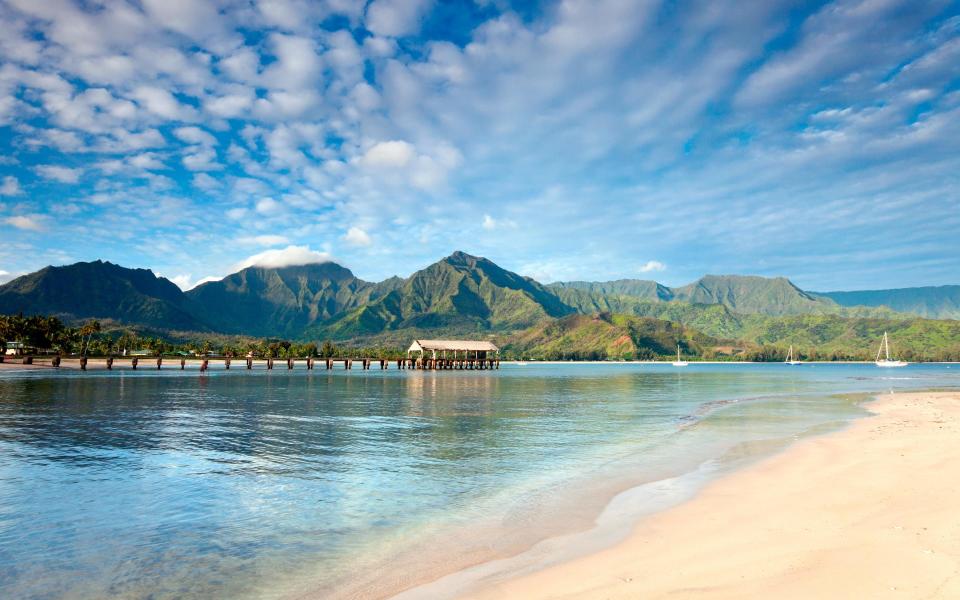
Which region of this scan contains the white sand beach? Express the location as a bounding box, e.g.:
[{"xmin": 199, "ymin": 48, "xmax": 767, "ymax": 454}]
[{"xmin": 409, "ymin": 391, "xmax": 960, "ymax": 599}]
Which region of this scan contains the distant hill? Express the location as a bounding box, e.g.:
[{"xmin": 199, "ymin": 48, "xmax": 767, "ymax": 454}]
[
  {"xmin": 502, "ymin": 309, "xmax": 960, "ymax": 362},
  {"xmin": 819, "ymin": 285, "xmax": 960, "ymax": 320},
  {"xmin": 185, "ymin": 262, "xmax": 400, "ymax": 338},
  {"xmin": 0, "ymin": 260, "xmax": 207, "ymax": 330},
  {"xmin": 671, "ymin": 275, "xmax": 836, "ymax": 315},
  {"xmin": 549, "ymin": 274, "xmax": 837, "ymax": 317},
  {"xmin": 503, "ymin": 312, "xmax": 722, "ymax": 360}
]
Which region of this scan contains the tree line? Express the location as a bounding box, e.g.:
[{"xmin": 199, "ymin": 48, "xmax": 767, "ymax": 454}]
[{"xmin": 0, "ymin": 313, "xmax": 413, "ymax": 359}]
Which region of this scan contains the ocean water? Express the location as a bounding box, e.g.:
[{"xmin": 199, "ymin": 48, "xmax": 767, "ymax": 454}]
[{"xmin": 0, "ymin": 363, "xmax": 957, "ymax": 599}]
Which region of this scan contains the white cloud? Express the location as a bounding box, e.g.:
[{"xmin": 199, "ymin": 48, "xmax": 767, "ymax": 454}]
[
  {"xmin": 129, "ymin": 153, "xmax": 167, "ymax": 170},
  {"xmin": 35, "ymin": 165, "xmax": 82, "ymax": 183},
  {"xmin": 255, "ymin": 197, "xmax": 281, "ymax": 214},
  {"xmin": 131, "ymin": 86, "xmax": 196, "ymax": 121},
  {"xmin": 343, "ymin": 226, "xmax": 372, "ymax": 246},
  {"xmin": 182, "ymin": 147, "xmax": 221, "ymax": 171},
  {"xmin": 359, "ymin": 140, "xmax": 416, "ymax": 168},
  {"xmin": 639, "ymin": 260, "xmax": 667, "ymax": 273},
  {"xmin": 261, "ymin": 34, "xmax": 323, "ymax": 91},
  {"xmin": 365, "ymin": 0, "xmax": 433, "ymax": 37},
  {"xmin": 205, "ymin": 91, "xmax": 254, "ymax": 118},
  {"xmin": 4, "ymin": 215, "xmax": 45, "ymax": 231},
  {"xmin": 356, "ymin": 140, "xmax": 461, "ymax": 191},
  {"xmin": 140, "ymin": 0, "xmax": 232, "ymax": 47},
  {"xmin": 236, "ymin": 245, "xmax": 333, "ymax": 269},
  {"xmin": 481, "ymin": 214, "xmax": 516, "ymax": 230},
  {"xmin": 173, "ymin": 126, "xmax": 217, "ymax": 146},
  {"xmin": 166, "ymin": 273, "xmax": 221, "ymax": 291},
  {"xmin": 190, "ymin": 173, "xmax": 218, "ymax": 191},
  {"xmin": 0, "ymin": 175, "xmax": 22, "ymax": 195},
  {"xmin": 168, "ymin": 273, "xmax": 192, "ymax": 290},
  {"xmin": 0, "ymin": 270, "xmax": 16, "ymax": 284}
]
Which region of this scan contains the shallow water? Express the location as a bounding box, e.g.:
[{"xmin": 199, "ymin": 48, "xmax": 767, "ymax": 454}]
[{"xmin": 0, "ymin": 363, "xmax": 957, "ymax": 599}]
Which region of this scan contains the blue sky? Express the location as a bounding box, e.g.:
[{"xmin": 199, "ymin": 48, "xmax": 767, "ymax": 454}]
[{"xmin": 0, "ymin": 0, "xmax": 958, "ymax": 291}]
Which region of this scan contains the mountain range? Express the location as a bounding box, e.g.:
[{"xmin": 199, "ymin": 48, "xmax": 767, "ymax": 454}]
[{"xmin": 1, "ymin": 252, "xmax": 958, "ymax": 355}]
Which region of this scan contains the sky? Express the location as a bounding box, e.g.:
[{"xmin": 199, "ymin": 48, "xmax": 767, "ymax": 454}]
[{"xmin": 0, "ymin": 0, "xmax": 958, "ymax": 292}]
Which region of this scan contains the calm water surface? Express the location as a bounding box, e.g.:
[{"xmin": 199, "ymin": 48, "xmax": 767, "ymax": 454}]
[{"xmin": 1, "ymin": 363, "xmax": 957, "ymax": 599}]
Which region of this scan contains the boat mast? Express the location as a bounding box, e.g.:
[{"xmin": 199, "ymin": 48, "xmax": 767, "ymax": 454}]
[{"xmin": 885, "ymin": 332, "xmax": 891, "ymax": 361}]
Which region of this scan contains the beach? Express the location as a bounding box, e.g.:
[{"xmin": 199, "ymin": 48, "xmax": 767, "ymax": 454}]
[{"xmin": 417, "ymin": 391, "xmax": 960, "ymax": 599}]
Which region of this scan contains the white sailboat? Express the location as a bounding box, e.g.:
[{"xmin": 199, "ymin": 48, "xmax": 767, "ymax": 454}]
[
  {"xmin": 875, "ymin": 332, "xmax": 908, "ymax": 368},
  {"xmin": 785, "ymin": 345, "xmax": 802, "ymax": 365},
  {"xmin": 672, "ymin": 344, "xmax": 688, "ymax": 367}
]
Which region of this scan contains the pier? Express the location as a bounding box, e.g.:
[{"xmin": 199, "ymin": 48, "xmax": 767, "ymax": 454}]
[
  {"xmin": 1, "ymin": 339, "xmax": 501, "ymax": 371},
  {"xmin": 12, "ymin": 356, "xmax": 500, "ymax": 371}
]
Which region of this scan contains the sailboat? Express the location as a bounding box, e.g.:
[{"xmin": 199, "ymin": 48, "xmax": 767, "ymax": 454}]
[
  {"xmin": 672, "ymin": 344, "xmax": 688, "ymax": 367},
  {"xmin": 875, "ymin": 332, "xmax": 908, "ymax": 368},
  {"xmin": 785, "ymin": 345, "xmax": 802, "ymax": 365}
]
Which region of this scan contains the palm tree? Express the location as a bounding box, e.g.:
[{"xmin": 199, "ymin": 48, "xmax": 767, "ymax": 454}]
[{"xmin": 78, "ymin": 320, "xmax": 101, "ymax": 357}]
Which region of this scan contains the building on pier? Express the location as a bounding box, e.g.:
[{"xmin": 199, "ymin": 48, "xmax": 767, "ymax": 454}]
[{"xmin": 407, "ymin": 339, "xmax": 499, "ymax": 361}]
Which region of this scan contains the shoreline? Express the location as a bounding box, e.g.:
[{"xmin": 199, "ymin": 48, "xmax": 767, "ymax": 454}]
[{"xmin": 398, "ymin": 390, "xmax": 960, "ymax": 599}]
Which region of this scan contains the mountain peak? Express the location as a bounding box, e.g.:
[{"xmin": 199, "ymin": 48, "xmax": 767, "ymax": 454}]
[
  {"xmin": 0, "ymin": 260, "xmax": 205, "ymax": 329},
  {"xmin": 443, "ymin": 250, "xmax": 483, "ymax": 265}
]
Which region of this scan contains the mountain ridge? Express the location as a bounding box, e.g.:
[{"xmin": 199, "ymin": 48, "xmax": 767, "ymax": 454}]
[
  {"xmin": 549, "ymin": 274, "xmax": 836, "ymax": 317},
  {"xmin": 0, "ymin": 260, "xmax": 208, "ymax": 331},
  {"xmin": 817, "ymin": 285, "xmax": 960, "ymax": 320},
  {"xmin": 1, "ymin": 253, "xmax": 957, "ymax": 342}
]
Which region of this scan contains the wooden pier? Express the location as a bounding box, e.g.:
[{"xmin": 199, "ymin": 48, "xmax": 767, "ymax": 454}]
[
  {"xmin": 2, "ymin": 339, "xmax": 502, "ymax": 372},
  {"xmin": 3, "ymin": 355, "xmax": 500, "ymax": 371}
]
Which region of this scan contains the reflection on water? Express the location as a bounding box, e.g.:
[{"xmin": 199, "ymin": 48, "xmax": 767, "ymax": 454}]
[{"xmin": 0, "ymin": 364, "xmax": 957, "ymax": 599}]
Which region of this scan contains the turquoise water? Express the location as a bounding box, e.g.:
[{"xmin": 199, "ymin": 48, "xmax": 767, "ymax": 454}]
[{"xmin": 0, "ymin": 363, "xmax": 957, "ymax": 599}]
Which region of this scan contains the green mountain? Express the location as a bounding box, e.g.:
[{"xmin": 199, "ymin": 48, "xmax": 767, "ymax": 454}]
[
  {"xmin": 503, "ymin": 312, "xmax": 723, "ymax": 360},
  {"xmin": 819, "ymin": 285, "xmax": 960, "ymax": 320},
  {"xmin": 549, "ymin": 274, "xmax": 837, "ymax": 317},
  {"xmin": 185, "ymin": 262, "xmax": 400, "ymax": 338},
  {"xmin": 0, "ymin": 260, "xmax": 207, "ymax": 330},
  {"xmin": 3, "ymin": 253, "xmax": 958, "ymax": 360},
  {"xmin": 312, "ymin": 251, "xmax": 574, "ymax": 339},
  {"xmin": 671, "ymin": 275, "xmax": 836, "ymax": 315},
  {"xmin": 503, "ymin": 308, "xmax": 960, "ymax": 362}
]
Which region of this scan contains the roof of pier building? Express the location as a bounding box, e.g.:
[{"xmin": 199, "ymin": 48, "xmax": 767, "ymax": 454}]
[{"xmin": 407, "ymin": 340, "xmax": 500, "ymax": 354}]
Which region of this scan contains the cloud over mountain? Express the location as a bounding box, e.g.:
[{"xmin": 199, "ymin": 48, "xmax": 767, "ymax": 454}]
[{"xmin": 237, "ymin": 245, "xmax": 335, "ymax": 270}]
